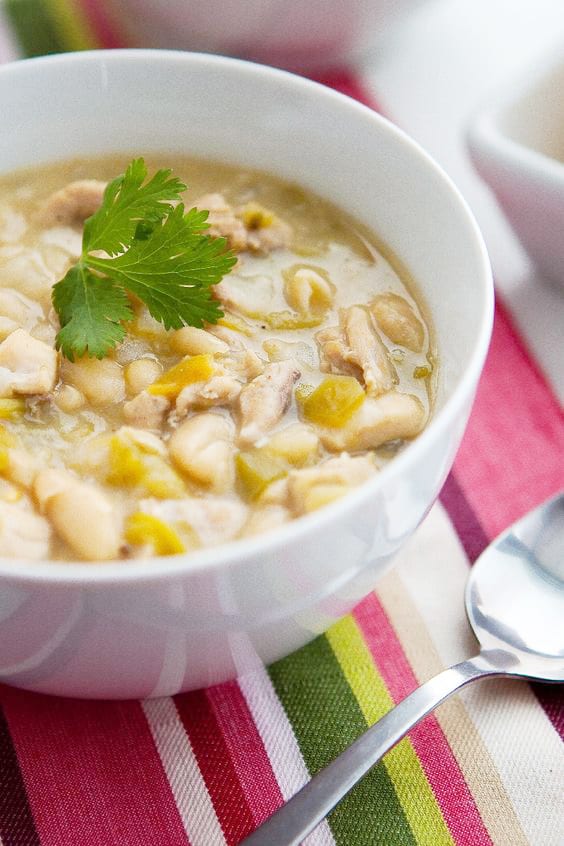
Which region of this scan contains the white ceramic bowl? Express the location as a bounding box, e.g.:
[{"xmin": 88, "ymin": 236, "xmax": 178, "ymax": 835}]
[
  {"xmin": 467, "ymin": 50, "xmax": 564, "ymax": 288},
  {"xmin": 101, "ymin": 0, "xmax": 427, "ymax": 71},
  {"xmin": 0, "ymin": 50, "xmax": 492, "ymax": 699}
]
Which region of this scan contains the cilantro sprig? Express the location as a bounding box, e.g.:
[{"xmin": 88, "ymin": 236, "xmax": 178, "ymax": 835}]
[{"xmin": 52, "ymin": 158, "xmax": 236, "ymax": 360}]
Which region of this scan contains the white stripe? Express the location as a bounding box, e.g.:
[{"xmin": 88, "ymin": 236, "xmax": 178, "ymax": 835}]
[
  {"xmin": 142, "ymin": 697, "xmax": 227, "ymax": 846},
  {"xmin": 239, "ymin": 660, "xmax": 337, "ymax": 846},
  {"xmin": 393, "ymin": 502, "xmax": 564, "ymax": 846},
  {"xmin": 0, "ymin": 5, "xmax": 20, "ymax": 64}
]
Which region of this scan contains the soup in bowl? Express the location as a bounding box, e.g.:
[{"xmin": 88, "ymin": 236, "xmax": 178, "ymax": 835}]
[{"xmin": 0, "ymin": 50, "xmax": 492, "ymax": 698}]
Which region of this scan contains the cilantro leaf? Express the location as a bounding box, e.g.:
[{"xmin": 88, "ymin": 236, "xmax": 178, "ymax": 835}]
[
  {"xmin": 83, "ymin": 158, "xmax": 186, "ymax": 256},
  {"xmin": 88, "ymin": 204, "xmax": 234, "ymax": 329},
  {"xmin": 52, "ymin": 158, "xmax": 236, "ymax": 360},
  {"xmin": 53, "ymin": 265, "xmax": 133, "ymax": 360}
]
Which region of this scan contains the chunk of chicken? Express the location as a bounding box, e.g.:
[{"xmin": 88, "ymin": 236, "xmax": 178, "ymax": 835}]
[
  {"xmin": 370, "ymin": 293, "xmax": 425, "ymax": 353},
  {"xmin": 319, "ymin": 392, "xmax": 426, "ymax": 452},
  {"xmin": 0, "ymin": 501, "xmax": 51, "ymax": 559},
  {"xmin": 175, "ymin": 375, "xmax": 242, "ymax": 417},
  {"xmin": 0, "ymin": 328, "xmax": 58, "ymax": 397},
  {"xmin": 122, "ymin": 391, "xmax": 170, "ymax": 430},
  {"xmin": 316, "ymin": 307, "xmax": 396, "ymax": 396},
  {"xmin": 242, "ymin": 209, "xmax": 292, "ymax": 254},
  {"xmin": 263, "ymin": 338, "xmax": 317, "ymax": 368},
  {"xmin": 343, "ymin": 306, "xmax": 397, "ymax": 395},
  {"xmin": 196, "ymin": 192, "xmax": 291, "ymax": 254},
  {"xmin": 287, "ymin": 454, "xmax": 376, "ymax": 515},
  {"xmin": 238, "ymin": 360, "xmax": 300, "ymax": 445},
  {"xmin": 222, "ymin": 349, "xmax": 265, "ymax": 381},
  {"xmin": 0, "ymin": 287, "xmax": 44, "ymax": 339},
  {"xmin": 139, "ymin": 496, "xmax": 248, "ymax": 548},
  {"xmin": 0, "ymin": 248, "xmax": 55, "ymax": 301},
  {"xmin": 39, "ymin": 179, "xmax": 106, "ymax": 227},
  {"xmin": 196, "ymin": 193, "xmax": 248, "ymax": 251},
  {"xmin": 315, "ymin": 325, "xmax": 361, "ymax": 379},
  {"xmin": 169, "ymin": 413, "xmax": 235, "ymax": 493},
  {"xmin": 34, "ymin": 469, "xmax": 122, "ymax": 560}
]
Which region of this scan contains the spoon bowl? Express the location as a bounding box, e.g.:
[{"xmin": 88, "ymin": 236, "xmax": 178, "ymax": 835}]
[
  {"xmin": 243, "ymin": 491, "xmax": 564, "ymax": 846},
  {"xmin": 466, "ymin": 491, "xmax": 564, "ymax": 680}
]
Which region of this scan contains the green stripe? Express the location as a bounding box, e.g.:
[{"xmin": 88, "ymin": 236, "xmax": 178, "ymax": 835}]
[
  {"xmin": 328, "ymin": 616, "xmax": 454, "ymax": 845},
  {"xmin": 268, "ymin": 634, "xmax": 417, "ymax": 846},
  {"xmin": 4, "ymin": 0, "xmax": 65, "ymax": 56}
]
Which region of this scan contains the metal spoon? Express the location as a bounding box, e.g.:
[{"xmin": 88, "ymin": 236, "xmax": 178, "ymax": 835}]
[{"xmin": 241, "ymin": 491, "xmax": 564, "ymax": 846}]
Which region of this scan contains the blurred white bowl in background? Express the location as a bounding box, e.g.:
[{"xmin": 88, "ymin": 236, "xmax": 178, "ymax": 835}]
[
  {"xmin": 467, "ymin": 49, "xmax": 564, "ymax": 289},
  {"xmin": 102, "ymin": 0, "xmax": 427, "ymax": 71}
]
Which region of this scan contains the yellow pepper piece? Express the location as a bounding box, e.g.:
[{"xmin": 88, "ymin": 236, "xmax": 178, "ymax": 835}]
[
  {"xmin": 107, "ymin": 436, "xmax": 146, "ymax": 487},
  {"xmin": 264, "ymin": 311, "xmax": 324, "ymax": 331},
  {"xmin": 107, "ymin": 436, "xmax": 185, "ymax": 498},
  {"xmin": 240, "ymin": 202, "xmax": 274, "ymax": 230},
  {"xmin": 216, "ymin": 313, "xmax": 254, "ymax": 336},
  {"xmin": 294, "ymin": 383, "xmax": 315, "ymax": 404},
  {"xmin": 413, "ymin": 364, "xmax": 432, "ymax": 379},
  {"xmin": 302, "ymin": 376, "xmax": 365, "ymax": 428},
  {"xmin": 142, "ymin": 455, "xmax": 186, "ymax": 499},
  {"xmin": 236, "ymin": 450, "xmax": 288, "ymax": 501},
  {"xmin": 0, "ymin": 447, "xmax": 9, "ymax": 474},
  {"xmin": 264, "ymin": 426, "xmax": 319, "ymax": 468},
  {"xmin": 125, "ymin": 512, "xmax": 186, "ymax": 556},
  {"xmin": 0, "ymin": 399, "xmax": 25, "ymax": 419},
  {"xmin": 147, "ymin": 354, "xmax": 214, "ymax": 399}
]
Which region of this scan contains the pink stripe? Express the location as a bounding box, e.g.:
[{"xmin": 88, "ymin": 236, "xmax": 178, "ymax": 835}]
[
  {"xmin": 1, "ymin": 687, "xmax": 189, "ymax": 846},
  {"xmin": 175, "ymin": 689, "xmax": 256, "ymax": 844},
  {"xmin": 454, "ymin": 299, "xmax": 564, "ymax": 539},
  {"xmin": 76, "ymin": 0, "xmax": 127, "ymax": 48},
  {"xmin": 206, "ymin": 681, "xmax": 283, "ymax": 824},
  {"xmin": 310, "ymin": 69, "xmax": 377, "ymax": 108},
  {"xmin": 353, "ymin": 594, "xmax": 493, "ymax": 846}
]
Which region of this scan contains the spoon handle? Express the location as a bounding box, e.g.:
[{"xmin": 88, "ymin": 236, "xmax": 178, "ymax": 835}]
[{"xmin": 240, "ymin": 653, "xmax": 503, "ymax": 846}]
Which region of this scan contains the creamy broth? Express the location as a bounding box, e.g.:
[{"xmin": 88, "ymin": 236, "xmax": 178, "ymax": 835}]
[{"xmin": 0, "ymin": 155, "xmax": 434, "ymax": 562}]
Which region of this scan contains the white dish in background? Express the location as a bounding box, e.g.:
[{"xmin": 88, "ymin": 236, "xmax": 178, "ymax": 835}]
[
  {"xmin": 467, "ymin": 49, "xmax": 564, "ymax": 288},
  {"xmin": 0, "ymin": 50, "xmax": 492, "ymax": 699}
]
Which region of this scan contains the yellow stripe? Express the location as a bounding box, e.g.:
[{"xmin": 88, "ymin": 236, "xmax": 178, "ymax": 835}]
[
  {"xmin": 44, "ymin": 0, "xmax": 98, "ymax": 51},
  {"xmin": 377, "ymin": 567, "xmax": 530, "ymax": 845},
  {"xmin": 327, "ymin": 615, "xmax": 454, "ymax": 846}
]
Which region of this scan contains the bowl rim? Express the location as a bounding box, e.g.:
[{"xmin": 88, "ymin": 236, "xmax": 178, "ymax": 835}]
[{"xmin": 0, "ymin": 48, "xmax": 494, "ymax": 584}]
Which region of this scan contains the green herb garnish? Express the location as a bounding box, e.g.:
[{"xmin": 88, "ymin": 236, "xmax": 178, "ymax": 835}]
[{"xmin": 52, "ymin": 158, "xmax": 236, "ymax": 360}]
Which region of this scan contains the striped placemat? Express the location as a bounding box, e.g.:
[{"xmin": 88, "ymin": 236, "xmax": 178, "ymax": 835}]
[{"xmin": 0, "ymin": 4, "xmax": 563, "ymax": 845}]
